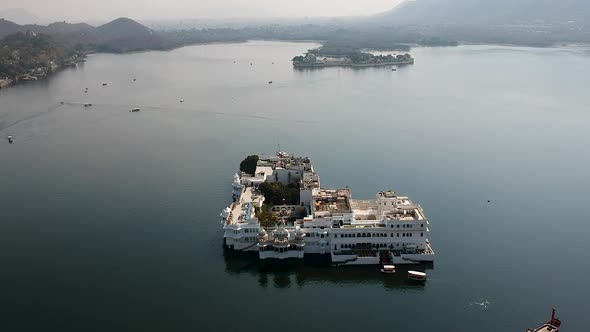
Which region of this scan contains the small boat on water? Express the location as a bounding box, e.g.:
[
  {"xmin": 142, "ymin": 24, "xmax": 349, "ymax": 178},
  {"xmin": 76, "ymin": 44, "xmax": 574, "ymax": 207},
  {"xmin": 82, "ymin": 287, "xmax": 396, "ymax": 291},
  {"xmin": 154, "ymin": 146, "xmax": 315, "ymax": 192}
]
[
  {"xmin": 102, "ymin": 83, "xmax": 107, "ymax": 86},
  {"xmin": 7, "ymin": 135, "xmax": 14, "ymax": 144},
  {"xmin": 526, "ymin": 309, "xmax": 561, "ymax": 332},
  {"xmin": 408, "ymin": 270, "xmax": 427, "ymax": 281},
  {"xmin": 380, "ymin": 265, "xmax": 396, "ymax": 274},
  {"xmin": 391, "ymin": 67, "xmax": 397, "ymax": 71},
  {"xmin": 180, "ymin": 99, "xmax": 184, "ymax": 103},
  {"xmin": 268, "ymin": 81, "xmax": 273, "ymax": 84},
  {"xmin": 84, "ymin": 103, "xmax": 92, "ymax": 107},
  {"xmin": 130, "ymin": 108, "xmax": 140, "ymax": 112}
]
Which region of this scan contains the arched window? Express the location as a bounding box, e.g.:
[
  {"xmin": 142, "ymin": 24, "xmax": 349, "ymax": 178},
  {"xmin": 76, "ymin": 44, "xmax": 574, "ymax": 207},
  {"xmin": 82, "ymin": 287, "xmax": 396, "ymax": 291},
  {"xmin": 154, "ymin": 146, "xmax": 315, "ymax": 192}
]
[{"xmin": 421, "ymin": 232, "xmax": 423, "ymax": 237}]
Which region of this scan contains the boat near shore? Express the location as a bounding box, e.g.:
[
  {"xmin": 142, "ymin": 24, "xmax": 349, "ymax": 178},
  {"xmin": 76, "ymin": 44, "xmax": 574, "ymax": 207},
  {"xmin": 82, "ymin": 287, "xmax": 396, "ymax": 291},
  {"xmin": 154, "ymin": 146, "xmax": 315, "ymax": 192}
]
[
  {"xmin": 381, "ymin": 265, "xmax": 396, "ymax": 274},
  {"xmin": 407, "ymin": 270, "xmax": 427, "ymax": 281}
]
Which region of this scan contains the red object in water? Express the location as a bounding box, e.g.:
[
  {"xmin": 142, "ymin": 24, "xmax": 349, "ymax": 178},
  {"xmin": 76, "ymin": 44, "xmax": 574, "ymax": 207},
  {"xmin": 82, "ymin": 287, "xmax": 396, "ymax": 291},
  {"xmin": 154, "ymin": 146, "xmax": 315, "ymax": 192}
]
[{"xmin": 526, "ymin": 309, "xmax": 561, "ymax": 332}]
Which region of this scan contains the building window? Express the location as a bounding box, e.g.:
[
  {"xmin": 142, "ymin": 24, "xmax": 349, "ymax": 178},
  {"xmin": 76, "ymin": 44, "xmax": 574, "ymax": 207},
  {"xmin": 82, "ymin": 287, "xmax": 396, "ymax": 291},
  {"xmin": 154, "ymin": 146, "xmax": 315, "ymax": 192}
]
[
  {"xmin": 397, "ymin": 225, "xmax": 400, "ymax": 228},
  {"xmin": 334, "ymin": 234, "xmax": 338, "ymax": 238},
  {"xmin": 421, "ymin": 232, "xmax": 423, "ymax": 237}
]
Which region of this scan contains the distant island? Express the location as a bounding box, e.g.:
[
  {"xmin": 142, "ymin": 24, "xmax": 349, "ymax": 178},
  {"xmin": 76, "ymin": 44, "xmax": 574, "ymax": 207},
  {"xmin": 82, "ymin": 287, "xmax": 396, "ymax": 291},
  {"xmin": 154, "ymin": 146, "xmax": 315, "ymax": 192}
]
[{"xmin": 292, "ymin": 52, "xmax": 414, "ymax": 68}]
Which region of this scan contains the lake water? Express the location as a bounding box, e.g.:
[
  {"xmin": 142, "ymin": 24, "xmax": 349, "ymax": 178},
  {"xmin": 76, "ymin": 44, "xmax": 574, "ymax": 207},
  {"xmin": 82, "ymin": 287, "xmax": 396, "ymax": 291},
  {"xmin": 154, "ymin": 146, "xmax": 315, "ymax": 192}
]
[{"xmin": 1, "ymin": 41, "xmax": 589, "ymax": 331}]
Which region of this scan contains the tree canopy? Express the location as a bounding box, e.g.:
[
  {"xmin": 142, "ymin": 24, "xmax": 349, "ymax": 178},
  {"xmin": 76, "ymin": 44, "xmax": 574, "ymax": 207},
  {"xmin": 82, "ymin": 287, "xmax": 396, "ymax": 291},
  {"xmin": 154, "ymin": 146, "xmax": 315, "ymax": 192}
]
[
  {"xmin": 239, "ymin": 155, "xmax": 259, "ymax": 176},
  {"xmin": 259, "ymin": 181, "xmax": 300, "ymax": 206},
  {"xmin": 255, "ymin": 206, "xmax": 278, "ymax": 228}
]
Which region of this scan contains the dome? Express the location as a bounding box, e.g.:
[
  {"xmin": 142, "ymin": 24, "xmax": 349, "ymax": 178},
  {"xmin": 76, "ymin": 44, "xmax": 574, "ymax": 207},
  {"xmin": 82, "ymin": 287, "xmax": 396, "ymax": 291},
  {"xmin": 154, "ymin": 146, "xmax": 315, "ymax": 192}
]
[
  {"xmin": 295, "ymin": 228, "xmax": 305, "ymax": 239},
  {"xmin": 258, "ymin": 228, "xmax": 268, "ymax": 237},
  {"xmin": 273, "ymin": 226, "xmax": 289, "ymax": 240}
]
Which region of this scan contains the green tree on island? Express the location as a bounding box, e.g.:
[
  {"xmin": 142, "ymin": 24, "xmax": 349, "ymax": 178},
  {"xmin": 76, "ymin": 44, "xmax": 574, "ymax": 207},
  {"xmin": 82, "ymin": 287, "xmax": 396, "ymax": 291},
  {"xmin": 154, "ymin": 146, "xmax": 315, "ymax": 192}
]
[
  {"xmin": 239, "ymin": 155, "xmax": 259, "ymax": 176},
  {"xmin": 255, "ymin": 206, "xmax": 279, "ymax": 228}
]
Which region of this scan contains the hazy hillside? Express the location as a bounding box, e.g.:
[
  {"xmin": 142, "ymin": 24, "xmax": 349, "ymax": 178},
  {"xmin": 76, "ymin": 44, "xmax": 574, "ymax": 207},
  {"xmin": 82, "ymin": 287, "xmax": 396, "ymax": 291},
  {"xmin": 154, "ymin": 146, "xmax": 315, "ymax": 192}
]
[
  {"xmin": 377, "ymin": 0, "xmax": 590, "ymax": 25},
  {"xmin": 95, "ymin": 17, "xmax": 173, "ymax": 52},
  {"xmin": 0, "ymin": 19, "xmax": 22, "ymax": 37},
  {"xmin": 0, "ymin": 17, "xmax": 176, "ymax": 52},
  {"xmin": 0, "ymin": 31, "xmax": 76, "ymax": 77}
]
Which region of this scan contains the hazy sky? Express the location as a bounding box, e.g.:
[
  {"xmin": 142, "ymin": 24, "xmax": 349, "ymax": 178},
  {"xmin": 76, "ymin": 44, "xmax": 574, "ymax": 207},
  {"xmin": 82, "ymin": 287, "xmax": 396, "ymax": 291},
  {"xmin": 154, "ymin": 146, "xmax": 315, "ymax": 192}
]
[{"xmin": 0, "ymin": 0, "xmax": 404, "ymax": 21}]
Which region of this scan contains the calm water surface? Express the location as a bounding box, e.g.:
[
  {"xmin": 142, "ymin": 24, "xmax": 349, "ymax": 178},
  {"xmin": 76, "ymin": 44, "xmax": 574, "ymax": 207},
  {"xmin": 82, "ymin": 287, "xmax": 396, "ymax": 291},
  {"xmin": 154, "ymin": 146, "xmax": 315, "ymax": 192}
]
[{"xmin": 1, "ymin": 41, "xmax": 589, "ymax": 331}]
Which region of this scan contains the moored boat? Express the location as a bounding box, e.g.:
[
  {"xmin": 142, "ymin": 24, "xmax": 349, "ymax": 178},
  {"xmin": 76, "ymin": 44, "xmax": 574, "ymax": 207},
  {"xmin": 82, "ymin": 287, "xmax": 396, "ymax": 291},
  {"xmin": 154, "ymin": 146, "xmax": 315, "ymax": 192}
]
[
  {"xmin": 7, "ymin": 135, "xmax": 14, "ymax": 144},
  {"xmin": 130, "ymin": 108, "xmax": 141, "ymax": 112},
  {"xmin": 380, "ymin": 265, "xmax": 396, "ymax": 274},
  {"xmin": 526, "ymin": 309, "xmax": 561, "ymax": 332},
  {"xmin": 408, "ymin": 270, "xmax": 427, "ymax": 281}
]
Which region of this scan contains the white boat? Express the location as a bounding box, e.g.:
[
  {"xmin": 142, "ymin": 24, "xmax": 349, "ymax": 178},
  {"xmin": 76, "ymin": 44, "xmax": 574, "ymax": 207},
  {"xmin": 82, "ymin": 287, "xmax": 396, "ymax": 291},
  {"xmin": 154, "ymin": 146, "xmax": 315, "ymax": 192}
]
[
  {"xmin": 130, "ymin": 108, "xmax": 141, "ymax": 112},
  {"xmin": 7, "ymin": 135, "xmax": 14, "ymax": 144},
  {"xmin": 380, "ymin": 265, "xmax": 396, "ymax": 274},
  {"xmin": 408, "ymin": 270, "xmax": 427, "ymax": 281}
]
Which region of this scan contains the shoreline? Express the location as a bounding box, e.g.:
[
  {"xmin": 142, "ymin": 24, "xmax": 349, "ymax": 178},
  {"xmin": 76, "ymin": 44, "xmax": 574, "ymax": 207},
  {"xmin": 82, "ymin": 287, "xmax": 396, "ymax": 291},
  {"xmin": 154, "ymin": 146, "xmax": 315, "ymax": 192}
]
[
  {"xmin": 0, "ymin": 56, "xmax": 88, "ymax": 90},
  {"xmin": 2, "ymin": 39, "xmax": 586, "ymax": 90}
]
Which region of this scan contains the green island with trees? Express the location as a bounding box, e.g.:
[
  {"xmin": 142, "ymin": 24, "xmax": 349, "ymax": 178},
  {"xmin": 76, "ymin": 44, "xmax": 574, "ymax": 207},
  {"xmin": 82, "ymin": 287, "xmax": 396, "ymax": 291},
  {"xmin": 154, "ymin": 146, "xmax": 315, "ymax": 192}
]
[{"xmin": 292, "ymin": 51, "xmax": 414, "ymax": 68}]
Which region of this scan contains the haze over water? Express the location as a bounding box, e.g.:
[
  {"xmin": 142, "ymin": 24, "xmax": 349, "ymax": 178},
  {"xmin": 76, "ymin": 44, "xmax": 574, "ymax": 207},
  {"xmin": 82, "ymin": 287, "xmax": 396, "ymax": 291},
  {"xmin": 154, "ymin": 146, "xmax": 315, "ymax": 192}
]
[{"xmin": 1, "ymin": 41, "xmax": 589, "ymax": 331}]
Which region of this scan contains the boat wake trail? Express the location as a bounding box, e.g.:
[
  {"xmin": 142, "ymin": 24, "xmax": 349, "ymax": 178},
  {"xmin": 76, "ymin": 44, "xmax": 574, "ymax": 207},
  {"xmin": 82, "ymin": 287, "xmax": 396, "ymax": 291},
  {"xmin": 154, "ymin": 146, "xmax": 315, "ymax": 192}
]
[
  {"xmin": 0, "ymin": 100, "xmax": 331, "ymax": 137},
  {"xmin": 0, "ymin": 102, "xmax": 64, "ymax": 133},
  {"xmin": 63, "ymin": 101, "xmax": 328, "ymax": 125}
]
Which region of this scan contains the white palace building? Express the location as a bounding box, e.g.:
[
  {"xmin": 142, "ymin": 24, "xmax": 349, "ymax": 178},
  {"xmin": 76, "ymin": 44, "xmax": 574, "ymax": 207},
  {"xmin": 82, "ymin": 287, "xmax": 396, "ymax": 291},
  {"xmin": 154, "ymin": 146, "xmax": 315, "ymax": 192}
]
[{"xmin": 221, "ymin": 152, "xmax": 435, "ymax": 266}]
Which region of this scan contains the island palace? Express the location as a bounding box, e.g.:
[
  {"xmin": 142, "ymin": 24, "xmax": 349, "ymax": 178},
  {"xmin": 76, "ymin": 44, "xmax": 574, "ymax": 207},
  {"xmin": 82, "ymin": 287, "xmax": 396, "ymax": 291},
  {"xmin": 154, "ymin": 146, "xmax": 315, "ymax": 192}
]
[{"xmin": 221, "ymin": 152, "xmax": 435, "ymax": 266}]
